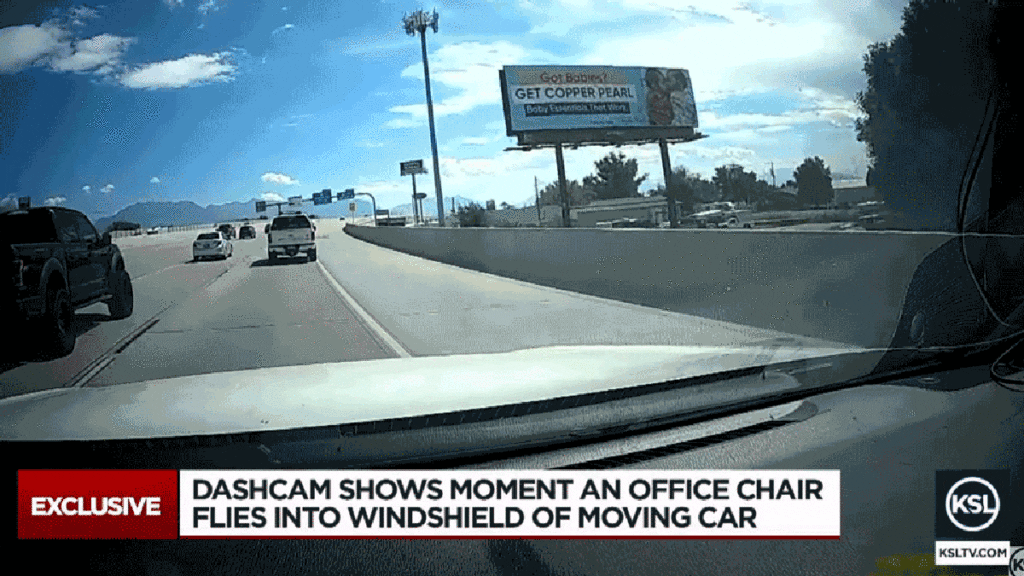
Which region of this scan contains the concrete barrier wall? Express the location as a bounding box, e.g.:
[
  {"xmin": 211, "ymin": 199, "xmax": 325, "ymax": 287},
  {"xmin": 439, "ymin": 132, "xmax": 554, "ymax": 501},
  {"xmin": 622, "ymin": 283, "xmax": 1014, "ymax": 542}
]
[
  {"xmin": 108, "ymin": 221, "xmax": 261, "ymax": 238},
  {"xmin": 345, "ymin": 226, "xmax": 955, "ymax": 348},
  {"xmin": 110, "ymin": 223, "xmax": 218, "ymax": 238}
]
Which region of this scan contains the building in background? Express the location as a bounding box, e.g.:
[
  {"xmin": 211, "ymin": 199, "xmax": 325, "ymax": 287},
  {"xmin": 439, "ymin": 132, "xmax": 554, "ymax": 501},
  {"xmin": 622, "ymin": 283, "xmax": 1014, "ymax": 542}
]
[
  {"xmin": 832, "ymin": 180, "xmax": 877, "ymax": 208},
  {"xmin": 573, "ymin": 197, "xmax": 671, "ymax": 228}
]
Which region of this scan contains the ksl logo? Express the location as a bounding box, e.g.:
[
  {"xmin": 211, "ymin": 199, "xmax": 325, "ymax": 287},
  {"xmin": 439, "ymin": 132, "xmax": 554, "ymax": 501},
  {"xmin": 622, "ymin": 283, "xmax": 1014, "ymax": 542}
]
[
  {"xmin": 1009, "ymin": 547, "xmax": 1024, "ymax": 576},
  {"xmin": 935, "ymin": 470, "xmax": 1011, "ymax": 540},
  {"xmin": 946, "ymin": 477, "xmax": 1000, "ymax": 532}
]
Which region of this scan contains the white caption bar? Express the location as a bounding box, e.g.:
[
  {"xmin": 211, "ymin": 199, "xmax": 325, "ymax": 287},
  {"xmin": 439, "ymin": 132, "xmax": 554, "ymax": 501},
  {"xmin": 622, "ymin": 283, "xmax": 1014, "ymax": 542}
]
[
  {"xmin": 179, "ymin": 470, "xmax": 840, "ymax": 538},
  {"xmin": 935, "ymin": 541, "xmax": 1010, "ymax": 566}
]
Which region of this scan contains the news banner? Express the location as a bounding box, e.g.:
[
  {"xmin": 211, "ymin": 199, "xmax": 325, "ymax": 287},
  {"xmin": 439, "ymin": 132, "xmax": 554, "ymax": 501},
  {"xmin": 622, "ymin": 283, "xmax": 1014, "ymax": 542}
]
[
  {"xmin": 14, "ymin": 469, "xmax": 1020, "ymax": 570},
  {"xmin": 19, "ymin": 470, "xmax": 836, "ymax": 539}
]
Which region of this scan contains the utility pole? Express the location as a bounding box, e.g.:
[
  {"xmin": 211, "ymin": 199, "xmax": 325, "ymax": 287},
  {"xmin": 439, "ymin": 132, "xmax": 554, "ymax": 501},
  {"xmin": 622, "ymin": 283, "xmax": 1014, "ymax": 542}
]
[{"xmin": 403, "ymin": 10, "xmax": 445, "ymax": 227}]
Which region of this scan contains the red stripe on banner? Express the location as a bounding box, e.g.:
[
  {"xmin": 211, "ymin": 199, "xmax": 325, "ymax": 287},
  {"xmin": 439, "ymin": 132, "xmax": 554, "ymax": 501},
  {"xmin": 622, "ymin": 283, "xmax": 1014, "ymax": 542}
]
[{"xmin": 17, "ymin": 470, "xmax": 178, "ymax": 540}]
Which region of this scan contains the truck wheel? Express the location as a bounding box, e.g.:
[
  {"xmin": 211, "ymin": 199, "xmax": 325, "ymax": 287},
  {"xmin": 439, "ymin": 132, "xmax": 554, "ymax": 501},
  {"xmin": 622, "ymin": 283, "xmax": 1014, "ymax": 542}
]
[
  {"xmin": 107, "ymin": 269, "xmax": 134, "ymax": 320},
  {"xmin": 40, "ymin": 286, "xmax": 75, "ymax": 357},
  {"xmin": 269, "ymin": 253, "xmax": 278, "ymax": 263},
  {"xmin": 308, "ymin": 248, "xmax": 317, "ymax": 262}
]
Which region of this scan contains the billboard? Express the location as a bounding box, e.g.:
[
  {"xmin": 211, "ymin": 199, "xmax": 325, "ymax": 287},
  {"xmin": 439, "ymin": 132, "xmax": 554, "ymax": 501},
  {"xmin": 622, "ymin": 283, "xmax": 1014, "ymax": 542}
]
[
  {"xmin": 499, "ymin": 66, "xmax": 700, "ymax": 146},
  {"xmin": 401, "ymin": 160, "xmax": 426, "ymax": 176}
]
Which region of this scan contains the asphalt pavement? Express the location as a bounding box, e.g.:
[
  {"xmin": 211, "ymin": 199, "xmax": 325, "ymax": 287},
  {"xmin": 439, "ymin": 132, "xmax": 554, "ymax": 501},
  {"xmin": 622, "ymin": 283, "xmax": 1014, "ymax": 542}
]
[{"xmin": 0, "ymin": 220, "xmax": 855, "ymax": 398}]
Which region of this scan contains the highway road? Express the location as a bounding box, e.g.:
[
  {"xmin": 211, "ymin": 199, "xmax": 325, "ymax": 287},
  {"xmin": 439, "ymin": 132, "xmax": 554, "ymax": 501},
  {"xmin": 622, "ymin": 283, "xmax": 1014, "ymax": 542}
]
[{"xmin": 0, "ymin": 219, "xmax": 853, "ymax": 400}]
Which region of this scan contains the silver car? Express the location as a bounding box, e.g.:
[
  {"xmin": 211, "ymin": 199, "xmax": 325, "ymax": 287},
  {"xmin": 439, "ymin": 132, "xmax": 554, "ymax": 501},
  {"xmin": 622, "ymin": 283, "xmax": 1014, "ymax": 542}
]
[{"xmin": 192, "ymin": 231, "xmax": 233, "ymax": 261}]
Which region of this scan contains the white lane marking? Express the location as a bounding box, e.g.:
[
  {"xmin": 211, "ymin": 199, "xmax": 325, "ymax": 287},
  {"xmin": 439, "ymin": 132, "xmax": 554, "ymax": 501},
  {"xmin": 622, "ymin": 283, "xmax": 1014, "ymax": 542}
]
[
  {"xmin": 315, "ymin": 260, "xmax": 412, "ymax": 358},
  {"xmin": 132, "ymin": 262, "xmax": 190, "ymax": 282}
]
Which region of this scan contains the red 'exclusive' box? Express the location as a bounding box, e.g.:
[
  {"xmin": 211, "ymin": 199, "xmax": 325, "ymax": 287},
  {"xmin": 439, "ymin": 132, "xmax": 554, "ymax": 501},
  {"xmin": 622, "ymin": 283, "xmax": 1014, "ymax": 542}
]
[{"xmin": 18, "ymin": 470, "xmax": 178, "ymax": 539}]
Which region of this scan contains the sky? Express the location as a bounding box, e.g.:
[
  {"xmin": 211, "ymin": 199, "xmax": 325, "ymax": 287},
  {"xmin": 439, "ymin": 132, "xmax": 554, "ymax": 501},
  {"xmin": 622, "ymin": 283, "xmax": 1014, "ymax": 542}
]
[{"xmin": 0, "ymin": 0, "xmax": 907, "ymax": 219}]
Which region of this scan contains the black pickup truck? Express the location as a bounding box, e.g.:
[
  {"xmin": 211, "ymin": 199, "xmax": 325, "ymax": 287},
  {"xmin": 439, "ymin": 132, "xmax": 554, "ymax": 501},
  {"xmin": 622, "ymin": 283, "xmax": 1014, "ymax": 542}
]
[{"xmin": 2, "ymin": 207, "xmax": 134, "ymax": 357}]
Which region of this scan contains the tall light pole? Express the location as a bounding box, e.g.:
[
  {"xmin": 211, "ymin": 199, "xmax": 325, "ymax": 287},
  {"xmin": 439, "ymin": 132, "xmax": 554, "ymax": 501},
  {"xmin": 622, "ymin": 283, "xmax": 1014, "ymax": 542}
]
[{"xmin": 403, "ymin": 9, "xmax": 445, "ymax": 227}]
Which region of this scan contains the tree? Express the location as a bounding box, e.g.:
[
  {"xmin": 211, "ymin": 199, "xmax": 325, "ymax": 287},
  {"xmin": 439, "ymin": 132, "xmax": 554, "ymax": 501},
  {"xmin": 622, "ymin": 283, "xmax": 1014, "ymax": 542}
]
[
  {"xmin": 854, "ymin": 0, "xmax": 996, "ymax": 230},
  {"xmin": 712, "ymin": 164, "xmax": 758, "ymax": 204},
  {"xmin": 650, "ymin": 166, "xmax": 696, "ymax": 226},
  {"xmin": 499, "ymin": 201, "xmax": 512, "ymax": 210},
  {"xmin": 538, "ymin": 180, "xmax": 595, "ymax": 207},
  {"xmin": 687, "ymin": 174, "xmax": 719, "ymax": 202},
  {"xmin": 456, "ymin": 202, "xmax": 486, "ymax": 227},
  {"xmin": 582, "ymin": 152, "xmax": 648, "ymax": 200},
  {"xmin": 793, "ymin": 157, "xmax": 834, "ymax": 207}
]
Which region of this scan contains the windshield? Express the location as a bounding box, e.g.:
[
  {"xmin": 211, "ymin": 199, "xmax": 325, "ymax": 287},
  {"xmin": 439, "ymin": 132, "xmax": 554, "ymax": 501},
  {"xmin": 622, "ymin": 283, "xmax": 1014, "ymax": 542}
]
[
  {"xmin": 0, "ymin": 211, "xmax": 58, "ymax": 244},
  {"xmin": 271, "ymin": 216, "xmax": 312, "ymax": 230},
  {"xmin": 0, "ymin": 0, "xmax": 1021, "ymax": 444}
]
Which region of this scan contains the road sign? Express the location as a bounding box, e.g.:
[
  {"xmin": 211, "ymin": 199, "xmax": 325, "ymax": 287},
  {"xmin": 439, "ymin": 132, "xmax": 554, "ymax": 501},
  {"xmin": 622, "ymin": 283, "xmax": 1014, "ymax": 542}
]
[
  {"xmin": 313, "ymin": 189, "xmax": 333, "ymax": 205},
  {"xmin": 349, "ymin": 202, "xmax": 356, "ymax": 212},
  {"xmin": 18, "ymin": 197, "xmax": 30, "ymax": 209},
  {"xmin": 401, "ymin": 160, "xmax": 426, "ymax": 176},
  {"xmin": 339, "ymin": 189, "xmax": 355, "ymax": 200},
  {"xmin": 414, "ymin": 193, "xmax": 427, "ymax": 200},
  {"xmin": 255, "ymin": 201, "xmax": 266, "ymax": 212}
]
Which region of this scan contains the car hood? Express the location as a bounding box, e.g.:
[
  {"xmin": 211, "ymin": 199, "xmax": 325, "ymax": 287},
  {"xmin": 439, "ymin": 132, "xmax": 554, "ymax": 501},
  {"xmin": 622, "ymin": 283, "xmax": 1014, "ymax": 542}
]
[{"xmin": 0, "ymin": 345, "xmax": 865, "ymax": 442}]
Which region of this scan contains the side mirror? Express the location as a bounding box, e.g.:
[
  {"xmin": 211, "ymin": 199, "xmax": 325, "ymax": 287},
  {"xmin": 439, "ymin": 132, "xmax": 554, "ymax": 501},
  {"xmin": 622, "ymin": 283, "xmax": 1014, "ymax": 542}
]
[{"xmin": 102, "ymin": 231, "xmax": 112, "ymax": 245}]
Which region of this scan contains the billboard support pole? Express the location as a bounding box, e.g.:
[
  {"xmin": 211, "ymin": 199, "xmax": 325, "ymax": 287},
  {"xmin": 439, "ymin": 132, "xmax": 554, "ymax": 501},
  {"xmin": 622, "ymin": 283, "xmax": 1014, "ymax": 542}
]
[
  {"xmin": 555, "ymin": 142, "xmax": 571, "ymax": 228},
  {"xmin": 411, "ymin": 173, "xmax": 419, "ymax": 225},
  {"xmin": 659, "ymin": 138, "xmax": 679, "ymax": 229},
  {"xmin": 535, "ymin": 176, "xmax": 541, "ymax": 225}
]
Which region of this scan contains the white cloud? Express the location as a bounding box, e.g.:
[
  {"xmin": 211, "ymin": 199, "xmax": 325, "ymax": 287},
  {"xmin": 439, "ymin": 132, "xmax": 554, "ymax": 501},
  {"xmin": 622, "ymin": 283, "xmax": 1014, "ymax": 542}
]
[
  {"xmin": 389, "ymin": 41, "xmax": 536, "ymax": 127},
  {"xmin": 0, "ymin": 9, "xmax": 133, "ymax": 79},
  {"xmin": 68, "ymin": 6, "xmax": 99, "ymax": 27},
  {"xmin": 82, "ymin": 185, "xmax": 91, "ymax": 192},
  {"xmin": 0, "ymin": 23, "xmax": 66, "ymax": 74},
  {"xmin": 150, "ymin": 176, "xmax": 161, "ymax": 183},
  {"xmin": 385, "ymin": 118, "xmax": 422, "ymax": 129},
  {"xmin": 197, "ymin": 0, "xmax": 221, "ymax": 15},
  {"xmin": 261, "ymin": 171, "xmax": 299, "ymax": 185},
  {"xmin": 102, "ymin": 184, "xmax": 115, "ymax": 193},
  {"xmin": 272, "ymin": 24, "xmax": 294, "ymax": 35},
  {"xmin": 44, "ymin": 196, "xmax": 67, "ymax": 206},
  {"xmin": 0, "ymin": 197, "xmax": 19, "ymax": 213},
  {"xmin": 120, "ymin": 52, "xmax": 235, "ymax": 89},
  {"xmin": 163, "ymin": 0, "xmax": 185, "ymax": 8},
  {"xmin": 459, "ymin": 136, "xmax": 494, "ymax": 146},
  {"xmin": 48, "ymin": 33, "xmax": 134, "ymax": 74},
  {"xmin": 261, "ymin": 192, "xmax": 285, "ymax": 202}
]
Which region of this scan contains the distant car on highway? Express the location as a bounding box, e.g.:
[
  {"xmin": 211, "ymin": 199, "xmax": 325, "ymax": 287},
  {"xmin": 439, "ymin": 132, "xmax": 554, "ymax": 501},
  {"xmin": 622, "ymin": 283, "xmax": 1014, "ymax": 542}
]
[
  {"xmin": 146, "ymin": 227, "xmax": 159, "ymax": 235},
  {"xmin": 193, "ymin": 232, "xmax": 232, "ymax": 261},
  {"xmin": 216, "ymin": 223, "xmax": 236, "ymax": 239},
  {"xmin": 239, "ymin": 225, "xmax": 256, "ymax": 239}
]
